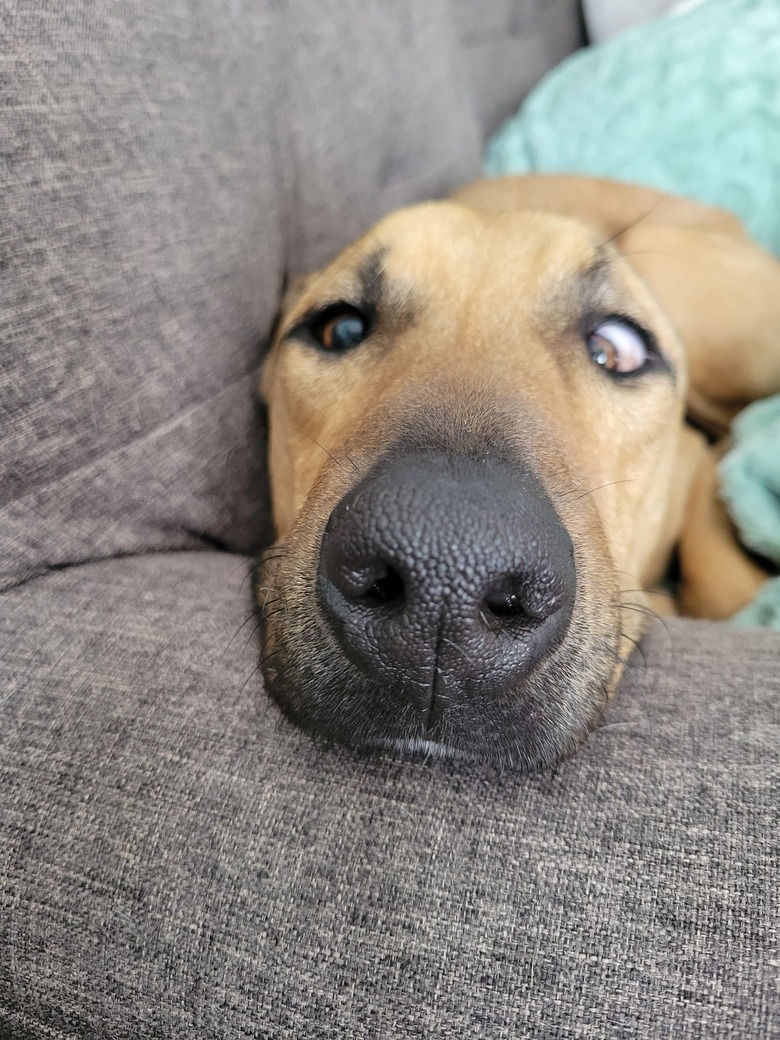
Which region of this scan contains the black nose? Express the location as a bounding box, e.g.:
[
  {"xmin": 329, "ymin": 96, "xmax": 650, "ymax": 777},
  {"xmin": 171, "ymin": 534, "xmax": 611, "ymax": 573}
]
[{"xmin": 318, "ymin": 453, "xmax": 575, "ymax": 723}]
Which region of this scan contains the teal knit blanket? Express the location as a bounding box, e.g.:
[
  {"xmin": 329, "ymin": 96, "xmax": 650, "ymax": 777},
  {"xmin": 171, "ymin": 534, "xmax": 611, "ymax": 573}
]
[
  {"xmin": 486, "ymin": 0, "xmax": 780, "ymax": 257},
  {"xmin": 721, "ymin": 398, "xmax": 780, "ymax": 627}
]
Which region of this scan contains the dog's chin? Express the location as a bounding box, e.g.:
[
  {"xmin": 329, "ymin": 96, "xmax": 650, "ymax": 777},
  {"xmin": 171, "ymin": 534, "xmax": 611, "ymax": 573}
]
[
  {"xmin": 259, "ymin": 606, "xmax": 620, "ymax": 771},
  {"xmin": 368, "ymin": 733, "xmax": 588, "ymax": 771}
]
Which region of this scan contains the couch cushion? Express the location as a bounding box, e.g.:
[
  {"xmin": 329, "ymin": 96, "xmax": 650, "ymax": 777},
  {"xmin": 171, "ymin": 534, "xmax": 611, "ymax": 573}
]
[
  {"xmin": 5, "ymin": 0, "xmax": 549, "ymax": 591},
  {"xmin": 2, "ymin": 0, "xmax": 581, "ymax": 591},
  {"xmin": 453, "ymin": 0, "xmax": 583, "ymax": 133},
  {"xmin": 1, "ymin": 553, "xmax": 777, "ymax": 1037}
]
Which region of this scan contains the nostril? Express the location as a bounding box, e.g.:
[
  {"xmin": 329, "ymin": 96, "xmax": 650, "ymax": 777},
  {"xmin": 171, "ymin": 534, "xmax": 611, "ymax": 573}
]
[
  {"xmin": 366, "ymin": 565, "xmax": 405, "ymax": 607},
  {"xmin": 483, "ymin": 587, "xmax": 525, "ymax": 619},
  {"xmin": 341, "ymin": 561, "xmax": 406, "ymax": 608},
  {"xmin": 482, "ymin": 571, "xmax": 571, "ymax": 627},
  {"xmin": 364, "ymin": 564, "xmax": 405, "ymax": 606}
]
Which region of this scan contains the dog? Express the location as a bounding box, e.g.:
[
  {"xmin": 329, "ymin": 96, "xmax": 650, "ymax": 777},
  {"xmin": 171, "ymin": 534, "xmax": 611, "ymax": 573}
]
[{"xmin": 257, "ymin": 174, "xmax": 780, "ymax": 769}]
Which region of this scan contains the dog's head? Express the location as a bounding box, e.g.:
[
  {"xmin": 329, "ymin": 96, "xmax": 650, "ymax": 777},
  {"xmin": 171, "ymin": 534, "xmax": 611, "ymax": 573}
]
[{"xmin": 258, "ymin": 175, "xmax": 780, "ymax": 768}]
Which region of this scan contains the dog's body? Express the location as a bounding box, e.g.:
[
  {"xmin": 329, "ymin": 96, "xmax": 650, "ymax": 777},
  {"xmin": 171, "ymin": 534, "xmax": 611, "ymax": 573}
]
[{"xmin": 258, "ymin": 175, "xmax": 780, "ymax": 768}]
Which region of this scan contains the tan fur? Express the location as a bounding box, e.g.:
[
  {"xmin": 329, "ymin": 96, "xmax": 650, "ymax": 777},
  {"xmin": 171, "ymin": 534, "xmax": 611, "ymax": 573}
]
[{"xmin": 260, "ymin": 175, "xmax": 780, "ymax": 752}]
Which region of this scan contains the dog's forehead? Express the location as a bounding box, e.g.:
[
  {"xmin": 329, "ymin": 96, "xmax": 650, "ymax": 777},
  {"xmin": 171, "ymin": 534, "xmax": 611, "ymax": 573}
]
[
  {"xmin": 368, "ymin": 201, "xmax": 603, "ymax": 281},
  {"xmin": 325, "ymin": 201, "xmax": 642, "ymax": 336},
  {"xmin": 330, "ymin": 202, "xmax": 652, "ymax": 343},
  {"xmin": 283, "ymin": 201, "xmax": 633, "ymax": 331}
]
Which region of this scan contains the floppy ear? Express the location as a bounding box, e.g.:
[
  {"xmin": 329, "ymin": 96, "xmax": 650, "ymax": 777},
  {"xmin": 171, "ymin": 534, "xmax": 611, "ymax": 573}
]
[{"xmin": 671, "ymin": 427, "xmax": 768, "ymax": 618}]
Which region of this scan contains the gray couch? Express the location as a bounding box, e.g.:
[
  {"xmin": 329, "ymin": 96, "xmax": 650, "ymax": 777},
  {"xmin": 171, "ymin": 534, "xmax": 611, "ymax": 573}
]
[{"xmin": 2, "ymin": 2, "xmax": 777, "ymax": 1037}]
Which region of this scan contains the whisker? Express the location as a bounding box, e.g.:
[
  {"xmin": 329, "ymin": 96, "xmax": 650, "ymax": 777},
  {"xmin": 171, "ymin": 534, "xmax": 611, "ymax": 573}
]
[
  {"xmin": 242, "ymin": 648, "xmax": 292, "ymax": 696},
  {"xmin": 618, "ymin": 600, "xmax": 660, "ymax": 617},
  {"xmin": 618, "ymin": 602, "xmax": 665, "ymax": 628},
  {"xmin": 618, "ymin": 626, "xmax": 647, "ymax": 669},
  {"xmin": 613, "ymin": 650, "xmax": 638, "ymax": 689},
  {"xmin": 566, "ymin": 478, "xmax": 637, "ymax": 502},
  {"xmin": 621, "ymin": 586, "xmax": 675, "ymax": 600},
  {"xmin": 617, "ymin": 599, "xmax": 682, "ymax": 652},
  {"xmin": 440, "ymin": 636, "xmax": 477, "ymax": 666},
  {"xmin": 230, "ymin": 557, "xmax": 255, "ymax": 579},
  {"xmin": 223, "ymin": 612, "xmax": 260, "ymax": 659},
  {"xmin": 240, "ymin": 662, "xmax": 263, "ymax": 695},
  {"xmin": 239, "ymin": 555, "xmax": 285, "ymax": 595},
  {"xmin": 243, "ymin": 620, "xmax": 265, "ymax": 651},
  {"xmin": 258, "ymin": 647, "xmax": 283, "ymax": 670},
  {"xmin": 301, "ymin": 433, "xmax": 359, "ymax": 473},
  {"xmin": 262, "ymin": 661, "xmax": 297, "ymax": 695},
  {"xmin": 599, "ymin": 637, "xmax": 653, "ymax": 719},
  {"xmin": 600, "ymin": 200, "xmax": 666, "ymax": 249},
  {"xmin": 239, "ymin": 570, "xmax": 255, "ymax": 595},
  {"xmin": 255, "ymin": 585, "xmax": 281, "ymax": 609}
]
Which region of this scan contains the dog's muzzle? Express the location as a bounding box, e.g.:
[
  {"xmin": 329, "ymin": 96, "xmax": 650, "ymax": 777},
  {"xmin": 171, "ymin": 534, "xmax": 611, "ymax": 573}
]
[{"xmin": 317, "ymin": 452, "xmax": 576, "ymax": 729}]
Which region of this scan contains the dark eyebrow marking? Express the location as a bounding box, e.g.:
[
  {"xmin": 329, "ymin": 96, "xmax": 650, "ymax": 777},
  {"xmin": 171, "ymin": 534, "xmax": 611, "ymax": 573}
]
[
  {"xmin": 355, "ymin": 246, "xmax": 420, "ymax": 331},
  {"xmin": 277, "ymin": 247, "xmax": 389, "ymax": 343},
  {"xmin": 541, "ymin": 243, "xmax": 614, "ymax": 331},
  {"xmin": 357, "ymin": 247, "xmax": 389, "ymax": 314},
  {"xmin": 576, "ymin": 243, "xmax": 613, "ymax": 302},
  {"xmin": 542, "ymin": 243, "xmax": 675, "ymax": 381},
  {"xmin": 281, "ymin": 243, "xmax": 420, "ymax": 349}
]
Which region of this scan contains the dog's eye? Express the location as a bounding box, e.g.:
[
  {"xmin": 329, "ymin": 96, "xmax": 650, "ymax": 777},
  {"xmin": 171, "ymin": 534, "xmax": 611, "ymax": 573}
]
[
  {"xmin": 312, "ymin": 305, "xmax": 369, "ymax": 352},
  {"xmin": 587, "ymin": 318, "xmax": 650, "ymax": 375}
]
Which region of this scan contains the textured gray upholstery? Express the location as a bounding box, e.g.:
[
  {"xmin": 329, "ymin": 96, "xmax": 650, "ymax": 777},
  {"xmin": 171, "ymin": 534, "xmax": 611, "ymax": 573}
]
[
  {"xmin": 454, "ymin": 0, "xmax": 584, "ymax": 131},
  {"xmin": 2, "ymin": 0, "xmax": 496, "ymax": 590},
  {"xmin": 3, "ymin": 0, "xmax": 778, "ymax": 1036},
  {"xmin": 2, "ymin": 554, "xmax": 778, "ymax": 1038}
]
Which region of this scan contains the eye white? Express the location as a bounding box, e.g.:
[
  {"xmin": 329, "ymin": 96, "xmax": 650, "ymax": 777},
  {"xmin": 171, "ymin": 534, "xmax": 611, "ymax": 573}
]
[{"xmin": 591, "ymin": 320, "xmax": 649, "ymax": 374}]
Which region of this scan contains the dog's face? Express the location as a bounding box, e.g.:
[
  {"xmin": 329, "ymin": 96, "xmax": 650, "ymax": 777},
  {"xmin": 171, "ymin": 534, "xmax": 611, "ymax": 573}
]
[{"xmin": 259, "ymin": 199, "xmax": 692, "ymax": 768}]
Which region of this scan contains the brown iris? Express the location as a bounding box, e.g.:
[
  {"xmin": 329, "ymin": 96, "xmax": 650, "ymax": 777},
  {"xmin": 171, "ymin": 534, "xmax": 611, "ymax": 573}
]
[
  {"xmin": 586, "ymin": 319, "xmax": 649, "ymax": 374},
  {"xmin": 314, "ymin": 307, "xmax": 368, "ymax": 352}
]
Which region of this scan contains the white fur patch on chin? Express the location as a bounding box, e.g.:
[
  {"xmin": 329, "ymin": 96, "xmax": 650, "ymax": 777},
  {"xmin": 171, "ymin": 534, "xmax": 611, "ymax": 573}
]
[{"xmin": 375, "ymin": 736, "xmax": 463, "ymax": 760}]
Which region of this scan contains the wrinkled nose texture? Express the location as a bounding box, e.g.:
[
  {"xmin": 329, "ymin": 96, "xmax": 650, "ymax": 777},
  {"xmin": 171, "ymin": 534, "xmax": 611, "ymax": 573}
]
[{"xmin": 318, "ymin": 453, "xmax": 576, "ymax": 724}]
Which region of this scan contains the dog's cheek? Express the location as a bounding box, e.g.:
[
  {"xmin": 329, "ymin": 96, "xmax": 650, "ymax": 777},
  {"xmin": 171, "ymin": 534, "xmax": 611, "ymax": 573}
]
[{"xmin": 266, "ymin": 416, "xmax": 297, "ymax": 538}]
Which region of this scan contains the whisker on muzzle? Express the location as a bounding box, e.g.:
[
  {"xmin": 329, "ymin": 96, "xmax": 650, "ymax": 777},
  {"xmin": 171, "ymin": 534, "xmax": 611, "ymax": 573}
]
[
  {"xmin": 239, "ymin": 552, "xmax": 286, "ymax": 594},
  {"xmin": 619, "ymin": 586, "xmax": 674, "ymax": 600},
  {"xmin": 618, "ymin": 625, "xmax": 648, "ymax": 669},
  {"xmin": 560, "ymin": 478, "xmax": 637, "ymax": 501},
  {"xmin": 301, "ymin": 432, "xmax": 359, "ymax": 473},
  {"xmin": 223, "ymin": 611, "xmax": 259, "ymax": 659}
]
